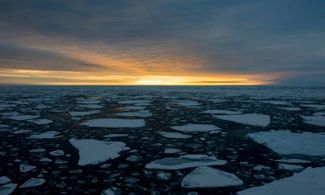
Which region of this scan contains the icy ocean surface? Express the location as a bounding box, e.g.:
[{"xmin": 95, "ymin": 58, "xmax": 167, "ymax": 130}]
[{"xmin": 0, "ymin": 86, "xmax": 325, "ymax": 194}]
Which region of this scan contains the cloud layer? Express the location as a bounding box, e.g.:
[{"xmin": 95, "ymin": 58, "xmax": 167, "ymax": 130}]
[{"xmin": 0, "ymin": 0, "xmax": 324, "ymax": 85}]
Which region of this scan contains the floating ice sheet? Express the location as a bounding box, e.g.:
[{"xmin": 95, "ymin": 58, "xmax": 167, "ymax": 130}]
[
  {"xmin": 214, "ymin": 113, "xmax": 270, "ymax": 127},
  {"xmin": 158, "ymin": 131, "xmax": 192, "ymax": 139},
  {"xmin": 238, "ymin": 167, "xmax": 325, "ymax": 195},
  {"xmin": 81, "ymin": 118, "xmax": 145, "ymax": 128},
  {"xmin": 248, "ymin": 130, "xmax": 325, "ymax": 156},
  {"xmin": 202, "ymin": 109, "xmax": 242, "ymax": 115},
  {"xmin": 28, "ymin": 131, "xmax": 60, "ymax": 139},
  {"xmin": 145, "ymin": 154, "xmax": 226, "ymax": 170},
  {"xmin": 171, "ymin": 124, "xmax": 221, "ymax": 133},
  {"xmin": 69, "ymin": 138, "xmax": 128, "ymax": 166},
  {"xmin": 182, "ymin": 166, "xmax": 243, "ymax": 188}
]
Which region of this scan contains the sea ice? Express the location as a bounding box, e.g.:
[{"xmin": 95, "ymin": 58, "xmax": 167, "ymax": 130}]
[
  {"xmin": 20, "ymin": 164, "xmax": 36, "ymax": 173},
  {"xmin": 202, "ymin": 109, "xmax": 242, "ymax": 115},
  {"xmin": 0, "ymin": 183, "xmax": 17, "ymax": 195},
  {"xmin": 181, "ymin": 166, "xmax": 243, "ymax": 188},
  {"xmin": 248, "ymin": 130, "xmax": 325, "ymax": 156},
  {"xmin": 115, "ymin": 110, "xmax": 152, "ymax": 118},
  {"xmin": 174, "ymin": 100, "xmax": 200, "ymax": 107},
  {"xmin": 171, "ymin": 124, "xmax": 221, "ymax": 133},
  {"xmin": 302, "ymin": 115, "xmax": 325, "ymax": 127},
  {"xmin": 104, "ymin": 134, "xmax": 129, "ymax": 138},
  {"xmin": 49, "ymin": 150, "xmax": 65, "ymax": 157},
  {"xmin": 238, "ymin": 167, "xmax": 325, "ymax": 195},
  {"xmin": 0, "ymin": 176, "xmax": 11, "ymax": 185},
  {"xmin": 164, "ymin": 148, "xmax": 181, "ymax": 154},
  {"xmin": 145, "ymin": 154, "xmax": 226, "ymax": 170},
  {"xmin": 214, "ymin": 113, "xmax": 270, "ymax": 127},
  {"xmin": 28, "ymin": 118, "xmax": 53, "ymax": 125},
  {"xmin": 69, "ymin": 139, "xmax": 128, "ymax": 166},
  {"xmin": 5, "ymin": 114, "xmax": 39, "ymax": 121},
  {"xmin": 158, "ymin": 131, "xmax": 192, "ymax": 139},
  {"xmin": 278, "ymin": 164, "xmax": 304, "ymax": 172},
  {"xmin": 81, "ymin": 118, "xmax": 145, "ymax": 128},
  {"xmin": 28, "ymin": 131, "xmax": 60, "ymax": 139},
  {"xmin": 19, "ymin": 178, "xmax": 46, "ymax": 188},
  {"xmin": 69, "ymin": 110, "xmax": 100, "ymax": 117}
]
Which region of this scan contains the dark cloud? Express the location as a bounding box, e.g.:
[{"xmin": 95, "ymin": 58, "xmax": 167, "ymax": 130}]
[
  {"xmin": 0, "ymin": 0, "xmax": 324, "ymax": 84},
  {"xmin": 0, "ymin": 41, "xmax": 104, "ymax": 71}
]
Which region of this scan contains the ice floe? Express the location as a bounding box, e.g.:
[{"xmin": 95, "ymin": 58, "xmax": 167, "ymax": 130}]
[
  {"xmin": 19, "ymin": 178, "xmax": 46, "ymax": 188},
  {"xmin": 49, "ymin": 150, "xmax": 65, "ymax": 157},
  {"xmin": 181, "ymin": 166, "xmax": 243, "ymax": 188},
  {"xmin": 20, "ymin": 164, "xmax": 36, "ymax": 173},
  {"xmin": 0, "ymin": 176, "xmax": 11, "ymax": 185},
  {"xmin": 115, "ymin": 110, "xmax": 152, "ymax": 118},
  {"xmin": 104, "ymin": 134, "xmax": 129, "ymax": 138},
  {"xmin": 238, "ymin": 167, "xmax": 325, "ymax": 195},
  {"xmin": 4, "ymin": 114, "xmax": 39, "ymax": 121},
  {"xmin": 248, "ymin": 130, "xmax": 325, "ymax": 156},
  {"xmin": 81, "ymin": 118, "xmax": 145, "ymax": 128},
  {"xmin": 28, "ymin": 131, "xmax": 60, "ymax": 139},
  {"xmin": 28, "ymin": 118, "xmax": 53, "ymax": 125},
  {"xmin": 174, "ymin": 100, "xmax": 200, "ymax": 107},
  {"xmin": 274, "ymin": 158, "xmax": 311, "ymax": 164},
  {"xmin": 158, "ymin": 131, "xmax": 192, "ymax": 139},
  {"xmin": 69, "ymin": 110, "xmax": 100, "ymax": 117},
  {"xmin": 214, "ymin": 113, "xmax": 270, "ymax": 127},
  {"xmin": 278, "ymin": 164, "xmax": 304, "ymax": 172},
  {"xmin": 164, "ymin": 148, "xmax": 181, "ymax": 154},
  {"xmin": 301, "ymin": 104, "xmax": 325, "ymax": 110},
  {"xmin": 302, "ymin": 115, "xmax": 325, "ymax": 127},
  {"xmin": 279, "ymin": 107, "xmax": 301, "ymax": 111},
  {"xmin": 171, "ymin": 124, "xmax": 221, "ymax": 133},
  {"xmin": 0, "ymin": 183, "xmax": 17, "ymax": 195},
  {"xmin": 202, "ymin": 109, "xmax": 242, "ymax": 115},
  {"xmin": 145, "ymin": 154, "xmax": 226, "ymax": 170},
  {"xmin": 69, "ymin": 139, "xmax": 128, "ymax": 166}
]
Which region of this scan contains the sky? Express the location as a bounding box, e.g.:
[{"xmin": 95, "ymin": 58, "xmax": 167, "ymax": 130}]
[{"xmin": 0, "ymin": 0, "xmax": 324, "ymax": 85}]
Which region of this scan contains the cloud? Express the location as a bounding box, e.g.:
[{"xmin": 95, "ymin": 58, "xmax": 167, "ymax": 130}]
[{"xmin": 0, "ymin": 0, "xmax": 324, "ymax": 85}]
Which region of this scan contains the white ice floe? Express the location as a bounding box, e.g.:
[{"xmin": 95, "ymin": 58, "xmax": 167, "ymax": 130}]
[
  {"xmin": 238, "ymin": 167, "xmax": 325, "ymax": 195},
  {"xmin": 0, "ymin": 183, "xmax": 17, "ymax": 195},
  {"xmin": 302, "ymin": 115, "xmax": 325, "ymax": 127},
  {"xmin": 104, "ymin": 134, "xmax": 129, "ymax": 138},
  {"xmin": 278, "ymin": 164, "xmax": 304, "ymax": 172},
  {"xmin": 19, "ymin": 178, "xmax": 46, "ymax": 188},
  {"xmin": 171, "ymin": 124, "xmax": 221, "ymax": 133},
  {"xmin": 158, "ymin": 131, "xmax": 192, "ymax": 139},
  {"xmin": 248, "ymin": 130, "xmax": 325, "ymax": 156},
  {"xmin": 119, "ymin": 100, "xmax": 150, "ymax": 105},
  {"xmin": 0, "ymin": 176, "xmax": 11, "ymax": 185},
  {"xmin": 279, "ymin": 107, "xmax": 301, "ymax": 111},
  {"xmin": 77, "ymin": 99, "xmax": 101, "ymax": 104},
  {"xmin": 202, "ymin": 109, "xmax": 242, "ymax": 115},
  {"xmin": 69, "ymin": 139, "xmax": 129, "ymax": 166},
  {"xmin": 39, "ymin": 158, "xmax": 52, "ymax": 163},
  {"xmin": 13, "ymin": 130, "xmax": 32, "ymax": 134},
  {"xmin": 49, "ymin": 150, "xmax": 65, "ymax": 157},
  {"xmin": 69, "ymin": 110, "xmax": 100, "ymax": 117},
  {"xmin": 28, "ymin": 131, "xmax": 60, "ymax": 139},
  {"xmin": 145, "ymin": 154, "xmax": 226, "ymax": 170},
  {"xmin": 115, "ymin": 110, "xmax": 152, "ymax": 118},
  {"xmin": 122, "ymin": 106, "xmax": 146, "ymax": 111},
  {"xmin": 214, "ymin": 113, "xmax": 270, "ymax": 127},
  {"xmin": 81, "ymin": 118, "xmax": 145, "ymax": 128},
  {"xmin": 181, "ymin": 166, "xmax": 243, "ymax": 188},
  {"xmin": 261, "ymin": 100, "xmax": 290, "ymax": 105},
  {"xmin": 20, "ymin": 164, "xmax": 36, "ymax": 173},
  {"xmin": 174, "ymin": 100, "xmax": 200, "ymax": 107},
  {"xmin": 164, "ymin": 148, "xmax": 181, "ymax": 154},
  {"xmin": 79, "ymin": 104, "xmax": 103, "ymax": 109},
  {"xmin": 301, "ymin": 104, "xmax": 325, "ymax": 110},
  {"xmin": 274, "ymin": 158, "xmax": 311, "ymax": 164},
  {"xmin": 28, "ymin": 119, "xmax": 53, "ymax": 125},
  {"xmin": 314, "ymin": 112, "xmax": 325, "ymax": 116},
  {"xmin": 4, "ymin": 114, "xmax": 39, "ymax": 121}
]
